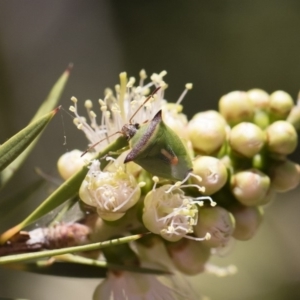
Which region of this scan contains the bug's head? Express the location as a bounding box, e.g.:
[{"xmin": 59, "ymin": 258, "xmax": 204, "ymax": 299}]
[{"xmin": 121, "ymin": 123, "xmax": 140, "ymax": 140}]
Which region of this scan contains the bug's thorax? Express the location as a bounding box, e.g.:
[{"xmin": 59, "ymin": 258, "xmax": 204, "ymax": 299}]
[{"xmin": 121, "ymin": 123, "xmax": 140, "ymax": 140}]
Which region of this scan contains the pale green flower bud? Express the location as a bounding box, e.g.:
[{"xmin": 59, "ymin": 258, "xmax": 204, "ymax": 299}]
[
  {"xmin": 79, "ymin": 160, "xmax": 142, "ymax": 221},
  {"xmin": 187, "ymin": 110, "xmax": 227, "ymax": 155},
  {"xmin": 192, "ymin": 110, "xmax": 227, "ymax": 126},
  {"xmin": 57, "ymin": 149, "xmax": 92, "ymax": 180},
  {"xmin": 229, "ymin": 122, "xmax": 266, "ymax": 158},
  {"xmin": 219, "ymin": 91, "xmax": 254, "ymax": 126},
  {"xmin": 269, "ymin": 90, "xmax": 294, "ymax": 121},
  {"xmin": 247, "ymin": 89, "xmax": 269, "ymax": 110},
  {"xmin": 166, "ymin": 238, "xmax": 211, "ymax": 275},
  {"xmin": 194, "ymin": 206, "xmax": 235, "ymax": 248},
  {"xmin": 268, "ymin": 160, "xmax": 300, "ymax": 192},
  {"xmin": 266, "ymin": 121, "xmax": 297, "ymax": 155},
  {"xmin": 230, "ymin": 169, "xmax": 271, "ymax": 206},
  {"xmin": 142, "ymin": 181, "xmax": 214, "ymax": 242},
  {"xmin": 192, "ymin": 156, "xmax": 228, "ymax": 195},
  {"xmin": 229, "ymin": 204, "xmax": 264, "ymax": 241}
]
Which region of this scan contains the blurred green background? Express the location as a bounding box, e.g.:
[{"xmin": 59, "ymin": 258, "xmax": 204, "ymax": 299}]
[{"xmin": 0, "ymin": 1, "xmax": 300, "ymax": 299}]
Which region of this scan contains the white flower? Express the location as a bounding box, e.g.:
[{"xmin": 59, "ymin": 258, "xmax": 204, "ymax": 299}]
[
  {"xmin": 69, "ymin": 70, "xmax": 193, "ymax": 152},
  {"xmin": 79, "ymin": 160, "xmax": 144, "ymax": 221},
  {"xmin": 142, "ymin": 177, "xmax": 215, "ymax": 242},
  {"xmin": 69, "ymin": 71, "xmax": 166, "ymax": 152}
]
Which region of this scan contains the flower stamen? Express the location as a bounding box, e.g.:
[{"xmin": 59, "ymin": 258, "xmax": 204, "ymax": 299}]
[{"xmin": 176, "ymin": 83, "xmax": 193, "ymax": 105}]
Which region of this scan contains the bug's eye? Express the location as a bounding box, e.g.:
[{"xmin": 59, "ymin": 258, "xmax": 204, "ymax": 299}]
[{"xmin": 134, "ymin": 123, "xmax": 140, "ymax": 129}]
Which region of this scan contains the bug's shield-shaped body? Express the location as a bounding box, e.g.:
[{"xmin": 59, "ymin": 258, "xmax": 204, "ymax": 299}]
[{"xmin": 124, "ymin": 110, "xmax": 193, "ymax": 181}]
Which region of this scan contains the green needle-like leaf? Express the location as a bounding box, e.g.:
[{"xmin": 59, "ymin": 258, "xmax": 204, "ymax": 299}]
[
  {"xmin": 52, "ymin": 253, "xmax": 169, "ymax": 275},
  {"xmin": 30, "ymin": 64, "xmax": 72, "ymax": 122},
  {"xmin": 0, "ymin": 136, "xmax": 128, "ymax": 244},
  {"xmin": 3, "ymin": 258, "xmax": 169, "ymax": 278},
  {"xmin": 3, "ymin": 261, "xmax": 108, "ymax": 278},
  {"xmin": 0, "ymin": 234, "xmax": 142, "ymax": 265},
  {"xmin": 0, "ymin": 66, "xmax": 72, "ymax": 187},
  {"xmin": 0, "ymin": 107, "xmax": 60, "ymax": 173}
]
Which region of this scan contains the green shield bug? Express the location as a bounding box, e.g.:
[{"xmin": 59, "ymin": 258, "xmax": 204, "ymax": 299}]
[
  {"xmin": 123, "ymin": 110, "xmax": 192, "ymax": 181},
  {"xmin": 120, "ymin": 88, "xmax": 193, "ymax": 181}
]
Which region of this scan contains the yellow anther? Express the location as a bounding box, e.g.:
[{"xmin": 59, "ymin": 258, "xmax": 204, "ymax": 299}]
[
  {"xmin": 175, "ymin": 181, "xmax": 182, "ymax": 187},
  {"xmin": 104, "ymin": 88, "xmax": 113, "ymax": 97},
  {"xmin": 185, "ymin": 83, "xmax": 193, "ymax": 90},
  {"xmin": 90, "ymin": 111, "xmax": 96, "ymax": 118},
  {"xmin": 126, "ymin": 77, "xmax": 136, "ymax": 88},
  {"xmin": 152, "ymin": 176, "xmax": 159, "ymax": 183},
  {"xmin": 142, "ymin": 87, "xmax": 150, "ymax": 95},
  {"xmin": 205, "ymin": 232, "xmax": 211, "ymax": 240},
  {"xmin": 138, "ymin": 181, "xmax": 146, "ymax": 187},
  {"xmin": 84, "ymin": 99, "xmax": 93, "ymax": 109},
  {"xmin": 159, "ymin": 70, "xmax": 167, "ymax": 77},
  {"xmin": 69, "ymin": 106, "xmax": 76, "ymax": 112},
  {"xmin": 161, "ymin": 82, "xmax": 168, "ymax": 90},
  {"xmin": 73, "ymin": 118, "xmax": 80, "ymax": 125},
  {"xmin": 198, "ymin": 186, "xmax": 205, "ymax": 193},
  {"xmin": 139, "ymin": 69, "xmax": 147, "ymax": 79},
  {"xmin": 99, "ymin": 99, "xmax": 106, "ymax": 106}
]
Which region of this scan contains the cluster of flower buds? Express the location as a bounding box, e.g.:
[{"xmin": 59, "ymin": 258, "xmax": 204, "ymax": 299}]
[
  {"xmin": 56, "ymin": 73, "xmax": 299, "ymax": 299},
  {"xmin": 188, "ymin": 89, "xmax": 299, "ymax": 241}
]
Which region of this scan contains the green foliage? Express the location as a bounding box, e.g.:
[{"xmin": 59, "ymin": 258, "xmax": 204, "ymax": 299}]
[
  {"xmin": 0, "ymin": 108, "xmax": 59, "ymax": 173},
  {"xmin": 0, "ymin": 66, "xmax": 71, "ymax": 187}
]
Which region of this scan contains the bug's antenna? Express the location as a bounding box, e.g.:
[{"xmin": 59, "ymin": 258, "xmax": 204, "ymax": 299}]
[
  {"xmin": 129, "ymin": 86, "xmax": 161, "ymax": 124},
  {"xmin": 81, "ymin": 132, "xmax": 121, "ymax": 157},
  {"xmin": 82, "ymin": 87, "xmax": 161, "ymax": 157}
]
